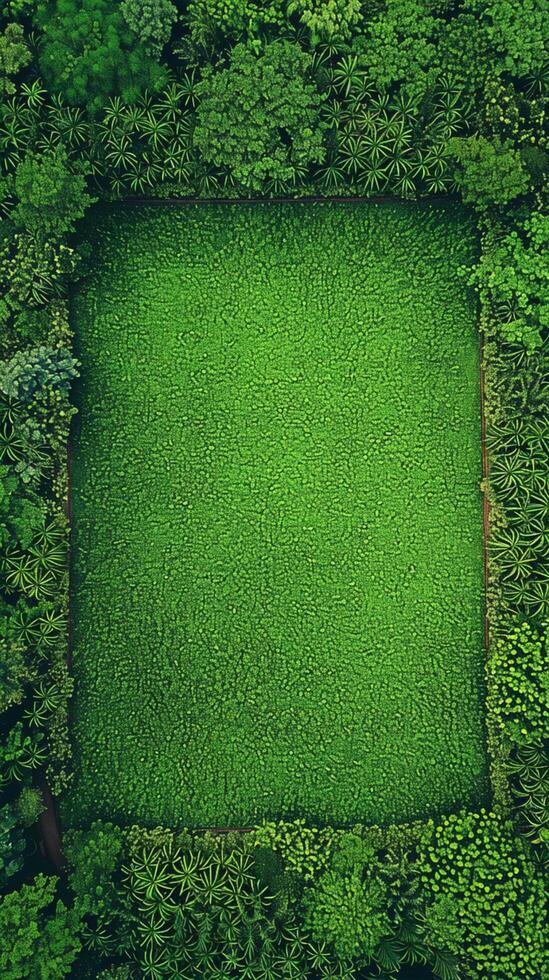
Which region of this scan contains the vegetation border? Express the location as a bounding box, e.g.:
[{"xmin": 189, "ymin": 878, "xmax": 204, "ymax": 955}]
[{"xmin": 39, "ymin": 196, "xmax": 492, "ymax": 863}]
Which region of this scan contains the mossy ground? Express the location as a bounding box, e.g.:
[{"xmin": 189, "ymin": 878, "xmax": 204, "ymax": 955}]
[{"xmin": 64, "ymin": 201, "xmax": 488, "ymax": 828}]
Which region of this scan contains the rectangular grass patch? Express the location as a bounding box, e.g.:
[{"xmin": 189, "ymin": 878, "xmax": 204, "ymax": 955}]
[{"xmin": 64, "ymin": 201, "xmax": 488, "ymax": 829}]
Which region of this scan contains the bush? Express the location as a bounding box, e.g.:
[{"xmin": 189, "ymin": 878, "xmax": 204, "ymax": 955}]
[
  {"xmin": 303, "ymin": 866, "xmax": 392, "ymax": 962},
  {"xmin": 289, "ymin": 0, "xmax": 362, "ymax": 41},
  {"xmin": 0, "ymin": 23, "xmax": 31, "ymax": 96},
  {"xmin": 194, "ymin": 40, "xmax": 325, "ymax": 190},
  {"xmin": 447, "ymin": 135, "xmax": 529, "ymax": 209},
  {"xmin": 0, "ymin": 467, "xmax": 45, "ymax": 548},
  {"xmin": 467, "ymin": 210, "xmax": 547, "ymax": 349},
  {"xmin": 254, "ymin": 819, "xmax": 338, "ymax": 881},
  {"xmin": 120, "ymin": 0, "xmax": 178, "ymax": 57},
  {"xmin": 0, "ymin": 803, "xmax": 26, "ymax": 889},
  {"xmin": 187, "ymin": 0, "xmax": 285, "ymax": 43},
  {"xmin": 354, "ymin": 0, "xmax": 442, "ymax": 99},
  {"xmin": 468, "ymin": 0, "xmax": 548, "ymax": 78},
  {"xmin": 16, "ymin": 786, "xmax": 45, "ymax": 827},
  {"xmin": 64, "ymin": 821, "xmax": 124, "ymax": 918},
  {"xmin": 0, "ymin": 874, "xmax": 81, "ymax": 979},
  {"xmin": 0, "ymin": 345, "xmax": 78, "ymax": 402},
  {"xmin": 489, "ymin": 621, "xmax": 548, "ymax": 745},
  {"xmin": 13, "ymin": 149, "xmax": 94, "ymax": 241},
  {"xmin": 0, "ymin": 629, "xmax": 34, "ymax": 713},
  {"xmin": 418, "ymin": 810, "xmax": 548, "ymax": 980}
]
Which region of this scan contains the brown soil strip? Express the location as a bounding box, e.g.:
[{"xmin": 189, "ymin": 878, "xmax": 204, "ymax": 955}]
[
  {"xmin": 123, "ymin": 193, "xmax": 453, "ymax": 206},
  {"xmin": 38, "ymin": 781, "xmax": 66, "ymax": 869},
  {"xmin": 479, "ymin": 338, "xmax": 490, "ymax": 652}
]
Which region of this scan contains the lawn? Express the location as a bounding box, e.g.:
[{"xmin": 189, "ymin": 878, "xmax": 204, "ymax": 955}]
[{"xmin": 64, "ymin": 201, "xmax": 488, "ymax": 829}]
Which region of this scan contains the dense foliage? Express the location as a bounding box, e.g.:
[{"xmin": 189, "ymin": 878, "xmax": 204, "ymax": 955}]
[
  {"xmin": 194, "ymin": 41, "xmax": 325, "ymax": 190},
  {"xmin": 35, "ymin": 0, "xmax": 167, "ymax": 112},
  {"xmin": 0, "ymin": 0, "xmax": 547, "ymax": 976}
]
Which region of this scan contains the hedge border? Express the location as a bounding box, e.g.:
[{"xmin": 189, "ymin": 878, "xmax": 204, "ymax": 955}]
[{"xmin": 40, "ymin": 194, "xmax": 493, "ymax": 863}]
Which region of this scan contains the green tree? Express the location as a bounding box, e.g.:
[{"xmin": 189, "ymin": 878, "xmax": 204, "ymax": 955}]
[
  {"xmin": 466, "ymin": 210, "xmax": 548, "ymax": 349},
  {"xmin": 447, "ymin": 135, "xmax": 529, "ymax": 208},
  {"xmin": 12, "ymin": 149, "xmax": 93, "ymax": 241},
  {"xmin": 0, "ymin": 345, "xmax": 78, "ymax": 402},
  {"xmin": 0, "ymin": 466, "xmax": 45, "ymax": 548},
  {"xmin": 354, "ymin": 0, "xmax": 442, "ymax": 99},
  {"xmin": 120, "ymin": 0, "xmax": 178, "ymax": 57},
  {"xmin": 15, "ymin": 786, "xmax": 45, "ymax": 827},
  {"xmin": 34, "ymin": 0, "xmax": 167, "ymax": 112},
  {"xmin": 187, "ymin": 0, "xmax": 285, "ymax": 44},
  {"xmin": 0, "ymin": 874, "xmax": 81, "ymax": 979},
  {"xmin": 289, "ymin": 0, "xmax": 362, "ymax": 41},
  {"xmin": 467, "ymin": 0, "xmax": 548, "ymax": 78},
  {"xmin": 0, "ymin": 627, "xmax": 34, "ymax": 713},
  {"xmin": 0, "ymin": 23, "xmax": 31, "ymax": 95},
  {"xmin": 194, "ymin": 40, "xmax": 325, "ymax": 190},
  {"xmin": 303, "ymin": 867, "xmax": 391, "ymax": 962}
]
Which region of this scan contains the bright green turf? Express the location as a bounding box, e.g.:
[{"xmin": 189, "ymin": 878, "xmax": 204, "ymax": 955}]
[{"xmin": 65, "ymin": 201, "xmax": 488, "ymax": 828}]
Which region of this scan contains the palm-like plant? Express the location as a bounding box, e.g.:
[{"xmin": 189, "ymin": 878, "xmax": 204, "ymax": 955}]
[
  {"xmin": 179, "ymin": 71, "xmax": 200, "ymax": 110},
  {"xmin": 138, "ymin": 112, "xmax": 174, "ymax": 150},
  {"xmin": 490, "ymin": 451, "xmax": 532, "ymax": 500},
  {"xmin": 331, "ymin": 55, "xmax": 363, "ymax": 97},
  {"xmin": 0, "ymin": 419, "xmax": 26, "ymax": 464},
  {"xmin": 3, "ymin": 551, "xmax": 58, "ymax": 600},
  {"xmin": 358, "ymin": 160, "xmax": 389, "ymax": 194},
  {"xmin": 22, "ymin": 701, "xmax": 50, "ymax": 729},
  {"xmin": 140, "ymin": 944, "xmax": 172, "ymax": 980},
  {"xmin": 81, "ymin": 917, "xmax": 118, "ymax": 954},
  {"xmin": 338, "ymin": 131, "xmax": 370, "ymax": 177},
  {"xmin": 315, "ymin": 157, "xmax": 346, "ymax": 190},
  {"xmin": 520, "ymin": 579, "xmax": 548, "ymax": 617},
  {"xmin": 13, "ymin": 605, "xmax": 66, "ymax": 650}
]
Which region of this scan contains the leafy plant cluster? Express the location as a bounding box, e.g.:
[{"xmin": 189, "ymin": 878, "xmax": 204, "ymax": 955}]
[{"xmin": 12, "ymin": 815, "xmax": 541, "ymax": 979}]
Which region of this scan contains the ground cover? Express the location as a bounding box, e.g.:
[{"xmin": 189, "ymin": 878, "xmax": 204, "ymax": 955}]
[{"xmin": 64, "ymin": 201, "xmax": 488, "ymax": 829}]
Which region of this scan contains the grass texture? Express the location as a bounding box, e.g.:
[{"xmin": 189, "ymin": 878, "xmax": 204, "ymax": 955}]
[{"xmin": 65, "ymin": 201, "xmax": 488, "ymax": 828}]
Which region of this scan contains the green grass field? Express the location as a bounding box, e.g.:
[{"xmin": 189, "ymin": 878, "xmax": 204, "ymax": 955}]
[{"xmin": 64, "ymin": 201, "xmax": 488, "ymax": 829}]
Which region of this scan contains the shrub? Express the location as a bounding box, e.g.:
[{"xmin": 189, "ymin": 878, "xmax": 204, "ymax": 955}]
[
  {"xmin": 0, "ymin": 345, "xmax": 78, "ymax": 402},
  {"xmin": 354, "ymin": 0, "xmax": 442, "ymax": 99},
  {"xmin": 0, "ymin": 629, "xmax": 34, "ymax": 713},
  {"xmin": 0, "ymin": 23, "xmax": 31, "ymax": 96},
  {"xmin": 0, "ymin": 803, "xmax": 26, "ymax": 889},
  {"xmin": 194, "ymin": 40, "xmax": 325, "ymax": 190},
  {"xmin": 187, "ymin": 0, "xmax": 285, "ymax": 43},
  {"xmin": 120, "ymin": 0, "xmax": 178, "ymax": 57},
  {"xmin": 489, "ymin": 621, "xmax": 548, "ymax": 745},
  {"xmin": 16, "ymin": 786, "xmax": 45, "ymax": 826},
  {"xmin": 0, "ymin": 467, "xmax": 45, "ymax": 548},
  {"xmin": 468, "ymin": 0, "xmax": 548, "ymax": 78},
  {"xmin": 0, "ymin": 234, "xmax": 80, "ymax": 311},
  {"xmin": 289, "ymin": 0, "xmax": 362, "ymax": 41},
  {"xmin": 418, "ymin": 810, "xmax": 548, "ymax": 980},
  {"xmin": 467, "ymin": 210, "xmax": 548, "ymax": 349},
  {"xmin": 254, "ymin": 820, "xmax": 338, "ymax": 881},
  {"xmin": 64, "ymin": 821, "xmax": 124, "ymax": 918},
  {"xmin": 13, "ymin": 149, "xmax": 94, "ymax": 241},
  {"xmin": 303, "ymin": 866, "xmax": 392, "ymax": 962},
  {"xmin": 447, "ymin": 135, "xmax": 529, "ymax": 209},
  {"xmin": 0, "ymin": 873, "xmax": 81, "ymax": 979}
]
